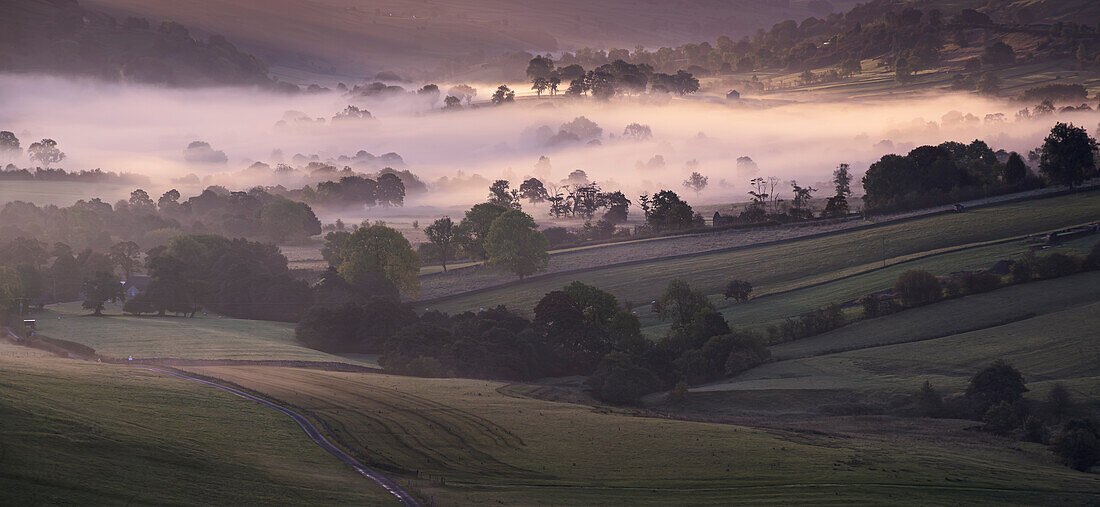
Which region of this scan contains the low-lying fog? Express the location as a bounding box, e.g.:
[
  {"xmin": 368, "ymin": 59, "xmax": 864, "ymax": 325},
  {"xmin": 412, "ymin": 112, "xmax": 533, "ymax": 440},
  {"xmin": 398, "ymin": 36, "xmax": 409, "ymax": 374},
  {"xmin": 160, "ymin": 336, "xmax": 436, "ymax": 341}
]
[{"xmin": 2, "ymin": 74, "xmax": 1095, "ymax": 211}]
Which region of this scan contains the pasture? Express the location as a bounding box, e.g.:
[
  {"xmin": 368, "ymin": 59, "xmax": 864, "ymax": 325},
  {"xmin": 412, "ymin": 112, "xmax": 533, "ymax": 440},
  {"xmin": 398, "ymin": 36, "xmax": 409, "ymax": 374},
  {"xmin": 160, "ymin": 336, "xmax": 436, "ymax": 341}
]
[
  {"xmin": 185, "ymin": 363, "xmax": 1100, "ymax": 505},
  {"xmin": 692, "ymin": 272, "xmax": 1100, "ymax": 416},
  {"xmin": 0, "ymin": 342, "xmax": 394, "ymax": 505},
  {"xmin": 28, "ymin": 301, "xmax": 378, "ymax": 365},
  {"xmin": 428, "ymin": 191, "xmax": 1100, "ymax": 325}
]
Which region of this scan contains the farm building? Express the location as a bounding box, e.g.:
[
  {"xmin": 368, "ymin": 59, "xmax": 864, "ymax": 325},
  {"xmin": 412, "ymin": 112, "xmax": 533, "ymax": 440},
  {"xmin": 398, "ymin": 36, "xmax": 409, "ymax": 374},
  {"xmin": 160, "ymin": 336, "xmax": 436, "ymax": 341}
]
[{"xmin": 122, "ymin": 276, "xmax": 152, "ymax": 298}]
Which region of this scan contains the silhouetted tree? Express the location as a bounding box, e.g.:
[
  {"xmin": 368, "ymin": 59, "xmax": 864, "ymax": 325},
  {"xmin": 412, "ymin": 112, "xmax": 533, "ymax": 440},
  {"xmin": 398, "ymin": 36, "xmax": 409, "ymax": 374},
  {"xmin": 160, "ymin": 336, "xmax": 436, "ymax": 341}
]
[
  {"xmin": 1039, "ymin": 123, "xmax": 1097, "ymax": 188},
  {"xmin": 424, "ymin": 217, "xmax": 456, "ymax": 272},
  {"xmin": 81, "ymin": 271, "xmax": 124, "ymax": 316}
]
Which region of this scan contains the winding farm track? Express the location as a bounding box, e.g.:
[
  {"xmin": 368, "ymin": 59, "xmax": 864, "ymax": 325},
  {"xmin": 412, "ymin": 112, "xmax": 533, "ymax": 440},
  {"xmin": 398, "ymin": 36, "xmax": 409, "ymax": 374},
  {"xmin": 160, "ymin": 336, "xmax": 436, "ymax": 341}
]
[{"xmin": 133, "ymin": 365, "xmax": 421, "ymax": 507}]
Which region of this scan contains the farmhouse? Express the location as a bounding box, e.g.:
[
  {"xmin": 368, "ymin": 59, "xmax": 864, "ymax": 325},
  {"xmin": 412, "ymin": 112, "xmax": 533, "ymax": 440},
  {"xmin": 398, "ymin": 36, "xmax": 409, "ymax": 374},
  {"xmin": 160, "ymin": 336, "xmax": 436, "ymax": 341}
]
[{"xmin": 122, "ymin": 276, "xmax": 152, "ymax": 298}]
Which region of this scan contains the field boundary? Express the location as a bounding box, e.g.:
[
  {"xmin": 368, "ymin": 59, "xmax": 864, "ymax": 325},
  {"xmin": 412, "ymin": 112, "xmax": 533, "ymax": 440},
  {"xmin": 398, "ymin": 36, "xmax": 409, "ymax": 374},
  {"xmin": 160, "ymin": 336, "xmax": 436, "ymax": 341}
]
[{"xmin": 418, "ymin": 185, "xmax": 1100, "ymax": 305}]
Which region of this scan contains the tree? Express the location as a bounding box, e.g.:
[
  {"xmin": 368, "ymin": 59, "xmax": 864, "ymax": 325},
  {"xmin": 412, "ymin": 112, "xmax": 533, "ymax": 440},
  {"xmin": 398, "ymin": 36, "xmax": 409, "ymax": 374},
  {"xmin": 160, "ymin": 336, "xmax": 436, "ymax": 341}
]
[
  {"xmin": 488, "ymin": 180, "xmax": 519, "ymax": 209},
  {"xmin": 1003, "ymin": 152, "xmax": 1028, "ymax": 185},
  {"xmin": 532, "ymin": 77, "xmax": 549, "ymax": 97},
  {"xmin": 0, "ymin": 131, "xmax": 20, "ymax": 156},
  {"xmin": 518, "ymin": 178, "xmax": 549, "ymax": 203},
  {"xmin": 833, "ymin": 163, "xmax": 853, "ymax": 198},
  {"xmin": 376, "ymin": 173, "xmax": 406, "ymax": 206},
  {"xmin": 893, "ymin": 269, "xmax": 942, "ymax": 307},
  {"xmin": 457, "ymin": 202, "xmax": 508, "ymax": 260},
  {"xmin": 622, "ymin": 123, "xmax": 652, "ymax": 141},
  {"xmin": 1051, "ymin": 419, "xmax": 1100, "ymax": 471},
  {"xmin": 448, "ymin": 84, "xmax": 477, "ymax": 104},
  {"xmin": 109, "ymin": 241, "xmax": 141, "ymax": 280},
  {"xmin": 966, "ymin": 359, "xmax": 1028, "ymax": 414},
  {"xmin": 443, "ymin": 95, "xmax": 462, "ymax": 109},
  {"xmin": 484, "ymin": 210, "xmax": 549, "ymax": 279},
  {"xmin": 82, "ymin": 271, "xmax": 124, "ymax": 316},
  {"xmin": 28, "ymin": 138, "xmax": 65, "ymax": 166},
  {"xmin": 586, "ymin": 351, "xmax": 660, "ymax": 405},
  {"xmin": 260, "ymin": 198, "xmax": 322, "ymax": 242},
  {"xmin": 723, "ymin": 279, "xmax": 752, "ymax": 302},
  {"xmin": 491, "ymin": 85, "xmax": 515, "ymax": 105},
  {"xmin": 659, "ymin": 279, "xmax": 713, "ymax": 329},
  {"xmin": 337, "ymin": 225, "xmax": 421, "ymax": 297},
  {"xmin": 1039, "ymin": 123, "xmax": 1097, "ymax": 188},
  {"xmin": 424, "ymin": 217, "xmax": 456, "ymax": 272},
  {"xmin": 646, "ymin": 190, "xmax": 695, "ymax": 230},
  {"xmin": 981, "ymin": 41, "xmax": 1015, "ymax": 66},
  {"xmin": 526, "ymin": 55, "xmax": 555, "ymax": 81},
  {"xmin": 789, "ymin": 181, "xmax": 816, "ymax": 219},
  {"xmin": 682, "ymin": 172, "xmax": 708, "ymax": 194}
]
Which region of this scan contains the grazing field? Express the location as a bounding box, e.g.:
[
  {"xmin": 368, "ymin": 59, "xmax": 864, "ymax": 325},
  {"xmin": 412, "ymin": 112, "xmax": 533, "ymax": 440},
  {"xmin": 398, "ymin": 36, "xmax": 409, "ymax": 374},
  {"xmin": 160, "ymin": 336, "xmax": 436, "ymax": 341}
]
[
  {"xmin": 185, "ymin": 364, "xmax": 1100, "ymax": 505},
  {"xmin": 769, "ymin": 271, "xmax": 1100, "ymax": 360},
  {"xmin": 428, "ymin": 191, "xmax": 1100, "ymax": 322},
  {"xmin": 27, "ymin": 301, "xmax": 373, "ymax": 363},
  {"xmin": 693, "ymin": 276, "xmax": 1100, "ymax": 416},
  {"xmin": 714, "ymin": 235, "xmax": 1100, "ymax": 336},
  {"xmin": 0, "ymin": 342, "xmax": 394, "ymax": 505}
]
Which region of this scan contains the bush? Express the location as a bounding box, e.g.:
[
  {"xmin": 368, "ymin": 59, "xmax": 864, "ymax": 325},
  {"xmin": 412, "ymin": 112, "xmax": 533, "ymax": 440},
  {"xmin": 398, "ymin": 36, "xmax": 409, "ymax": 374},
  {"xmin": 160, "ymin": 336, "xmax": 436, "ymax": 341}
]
[
  {"xmin": 1034, "ymin": 252, "xmax": 1080, "ymax": 279},
  {"xmin": 1051, "ymin": 419, "xmax": 1100, "ymax": 471},
  {"xmin": 958, "ymin": 271, "xmax": 1001, "ymax": 295},
  {"xmin": 723, "ymin": 279, "xmax": 753, "ymax": 302},
  {"xmin": 775, "ymin": 304, "xmax": 846, "ymax": 342},
  {"xmin": 894, "ymin": 269, "xmax": 942, "ymax": 307},
  {"xmin": 1010, "ymin": 258, "xmax": 1034, "ymax": 283}
]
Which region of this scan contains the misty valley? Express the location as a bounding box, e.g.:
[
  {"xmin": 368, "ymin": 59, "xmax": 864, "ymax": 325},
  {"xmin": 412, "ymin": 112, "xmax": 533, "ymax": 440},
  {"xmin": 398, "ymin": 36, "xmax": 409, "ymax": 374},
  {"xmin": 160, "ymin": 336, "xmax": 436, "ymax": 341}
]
[{"xmin": 2, "ymin": 0, "xmax": 1100, "ymax": 505}]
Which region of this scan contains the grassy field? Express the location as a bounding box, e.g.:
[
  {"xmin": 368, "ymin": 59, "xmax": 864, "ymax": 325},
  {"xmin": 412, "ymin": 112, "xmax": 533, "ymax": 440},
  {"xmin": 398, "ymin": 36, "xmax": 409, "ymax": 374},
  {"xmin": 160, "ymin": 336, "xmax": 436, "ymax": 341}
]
[
  {"xmin": 430, "ymin": 191, "xmax": 1099, "ymax": 325},
  {"xmin": 28, "ymin": 301, "xmax": 379, "ymax": 365},
  {"xmin": 185, "ymin": 363, "xmax": 1100, "ymax": 504},
  {"xmin": 0, "ymin": 342, "xmax": 395, "ymax": 505},
  {"xmin": 693, "ymin": 272, "xmax": 1100, "ymax": 416}
]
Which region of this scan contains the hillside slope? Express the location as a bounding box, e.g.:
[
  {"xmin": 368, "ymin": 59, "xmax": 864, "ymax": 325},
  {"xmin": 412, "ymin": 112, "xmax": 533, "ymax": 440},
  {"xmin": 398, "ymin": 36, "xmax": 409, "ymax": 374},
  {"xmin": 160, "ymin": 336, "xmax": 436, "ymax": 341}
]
[{"xmin": 78, "ymin": 0, "xmax": 862, "ymax": 77}]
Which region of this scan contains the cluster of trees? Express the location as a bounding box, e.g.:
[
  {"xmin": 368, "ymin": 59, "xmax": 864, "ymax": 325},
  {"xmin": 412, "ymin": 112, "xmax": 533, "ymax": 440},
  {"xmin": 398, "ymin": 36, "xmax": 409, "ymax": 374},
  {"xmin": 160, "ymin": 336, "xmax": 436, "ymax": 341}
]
[
  {"xmin": 0, "ymin": 187, "xmax": 322, "ymax": 251},
  {"xmin": 123, "ymin": 235, "xmax": 311, "ymax": 320},
  {"xmin": 865, "ymin": 123, "xmax": 1097, "ymax": 213},
  {"xmin": 0, "ymin": 165, "xmax": 150, "ymax": 186},
  {"xmin": 0, "ymin": 235, "xmax": 142, "ymax": 308},
  {"xmin": 916, "ymin": 361, "xmax": 1099, "ymax": 472},
  {"xmin": 296, "ymin": 278, "xmax": 769, "ymax": 405},
  {"xmin": 294, "ymin": 173, "xmax": 406, "ymax": 209},
  {"xmin": 525, "ymin": 56, "xmax": 700, "ymax": 100}
]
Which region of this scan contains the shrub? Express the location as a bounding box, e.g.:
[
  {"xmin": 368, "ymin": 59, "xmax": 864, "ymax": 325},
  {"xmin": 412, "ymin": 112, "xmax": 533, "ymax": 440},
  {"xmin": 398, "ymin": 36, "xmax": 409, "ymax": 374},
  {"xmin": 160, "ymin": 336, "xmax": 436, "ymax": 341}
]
[
  {"xmin": 723, "ymin": 279, "xmax": 753, "ymax": 302},
  {"xmin": 1034, "ymin": 252, "xmax": 1080, "ymax": 279},
  {"xmin": 894, "ymin": 269, "xmax": 942, "ymax": 307},
  {"xmin": 776, "ymin": 304, "xmax": 846, "ymax": 342},
  {"xmin": 1010, "ymin": 258, "xmax": 1034, "ymax": 283},
  {"xmin": 1051, "ymin": 419, "xmax": 1100, "ymax": 471},
  {"xmin": 958, "ymin": 271, "xmax": 1001, "ymax": 295},
  {"xmin": 859, "ymin": 295, "xmax": 881, "ymax": 317}
]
